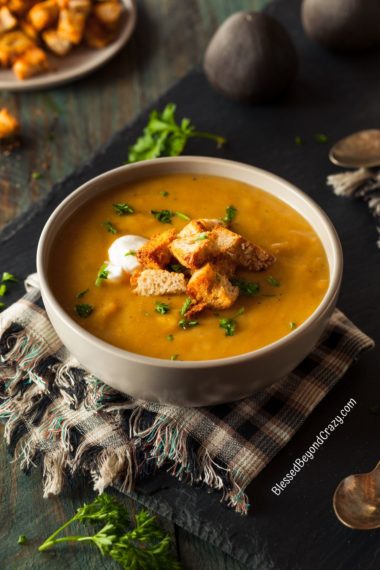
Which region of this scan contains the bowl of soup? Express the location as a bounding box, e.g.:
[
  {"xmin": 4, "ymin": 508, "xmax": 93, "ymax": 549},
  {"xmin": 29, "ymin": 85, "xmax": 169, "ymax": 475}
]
[{"xmin": 37, "ymin": 157, "xmax": 342, "ymax": 406}]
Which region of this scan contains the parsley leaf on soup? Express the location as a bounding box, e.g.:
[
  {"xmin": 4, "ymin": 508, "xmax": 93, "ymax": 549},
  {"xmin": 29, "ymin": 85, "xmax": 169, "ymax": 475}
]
[{"xmin": 128, "ymin": 103, "xmax": 226, "ymax": 163}]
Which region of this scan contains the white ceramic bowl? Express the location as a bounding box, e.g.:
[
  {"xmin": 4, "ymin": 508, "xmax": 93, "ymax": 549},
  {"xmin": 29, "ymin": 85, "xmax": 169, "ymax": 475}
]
[{"xmin": 37, "ymin": 157, "xmax": 343, "ymax": 406}]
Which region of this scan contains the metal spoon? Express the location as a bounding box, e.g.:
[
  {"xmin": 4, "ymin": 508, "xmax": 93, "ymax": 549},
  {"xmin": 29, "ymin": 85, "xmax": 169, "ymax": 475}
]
[
  {"xmin": 333, "ymin": 461, "xmax": 380, "ymax": 529},
  {"xmin": 329, "ymin": 129, "xmax": 380, "ymax": 168}
]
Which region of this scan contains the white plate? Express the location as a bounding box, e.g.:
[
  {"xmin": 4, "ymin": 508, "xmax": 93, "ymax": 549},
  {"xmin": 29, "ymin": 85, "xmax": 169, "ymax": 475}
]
[{"xmin": 0, "ymin": 0, "xmax": 137, "ymax": 91}]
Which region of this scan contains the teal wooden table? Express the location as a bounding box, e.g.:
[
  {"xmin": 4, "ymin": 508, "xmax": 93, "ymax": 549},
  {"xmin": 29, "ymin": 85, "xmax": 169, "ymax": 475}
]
[{"xmin": 0, "ymin": 1, "xmax": 268, "ymax": 568}]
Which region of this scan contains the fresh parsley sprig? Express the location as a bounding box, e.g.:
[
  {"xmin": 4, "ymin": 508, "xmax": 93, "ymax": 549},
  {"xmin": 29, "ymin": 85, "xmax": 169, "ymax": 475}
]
[
  {"xmin": 128, "ymin": 103, "xmax": 226, "ymax": 163},
  {"xmin": 221, "ymin": 205, "xmax": 237, "ymax": 225},
  {"xmin": 155, "ymin": 301, "xmax": 170, "ymax": 315},
  {"xmin": 231, "ymin": 278, "xmax": 260, "ymax": 296},
  {"xmin": 75, "ymin": 303, "xmax": 94, "ymax": 318},
  {"xmin": 38, "ymin": 494, "xmax": 181, "ymax": 570},
  {"xmin": 95, "ymin": 263, "xmax": 109, "ymax": 287},
  {"xmin": 113, "ymin": 203, "xmax": 134, "ymax": 216},
  {"xmin": 219, "ymin": 307, "xmax": 245, "ymax": 336}
]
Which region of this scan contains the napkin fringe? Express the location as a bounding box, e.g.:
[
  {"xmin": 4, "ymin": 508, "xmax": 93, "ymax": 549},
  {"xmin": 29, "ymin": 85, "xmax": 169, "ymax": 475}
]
[{"xmin": 0, "ymin": 320, "xmax": 249, "ymax": 513}]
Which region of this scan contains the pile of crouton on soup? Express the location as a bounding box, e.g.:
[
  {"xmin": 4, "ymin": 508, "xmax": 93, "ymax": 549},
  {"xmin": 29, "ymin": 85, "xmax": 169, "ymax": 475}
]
[
  {"xmin": 0, "ymin": 0, "xmax": 124, "ymax": 80},
  {"xmin": 131, "ymin": 218, "xmax": 276, "ymax": 318}
]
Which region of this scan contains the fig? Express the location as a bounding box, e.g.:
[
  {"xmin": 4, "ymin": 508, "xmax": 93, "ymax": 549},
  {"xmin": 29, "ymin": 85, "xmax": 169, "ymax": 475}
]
[
  {"xmin": 302, "ymin": 0, "xmax": 380, "ymax": 52},
  {"xmin": 204, "ymin": 11, "xmax": 298, "ymax": 104}
]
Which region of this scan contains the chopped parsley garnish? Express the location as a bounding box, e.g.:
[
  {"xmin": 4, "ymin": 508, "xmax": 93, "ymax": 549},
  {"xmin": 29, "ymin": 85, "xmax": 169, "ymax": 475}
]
[
  {"xmin": 231, "ymin": 278, "xmax": 260, "ymax": 296},
  {"xmin": 221, "ymin": 205, "xmax": 237, "ymax": 225},
  {"xmin": 0, "ymin": 302, "xmax": 5, "ymax": 312},
  {"xmin": 179, "ymin": 297, "xmax": 192, "ymax": 316},
  {"xmin": 95, "ymin": 263, "xmax": 109, "ymax": 287},
  {"xmin": 175, "ymin": 211, "xmax": 191, "ymax": 221},
  {"xmin": 0, "ymin": 283, "xmax": 7, "ymax": 296},
  {"xmin": 76, "ymin": 288, "xmax": 89, "ymax": 299},
  {"xmin": 314, "ymin": 133, "xmax": 328, "ymax": 144},
  {"xmin": 151, "ymin": 209, "xmax": 174, "ymax": 224},
  {"xmin": 31, "ymin": 171, "xmax": 42, "ymax": 180},
  {"xmin": 289, "ymin": 321, "xmax": 297, "ymax": 330},
  {"xmin": 170, "ymin": 263, "xmax": 187, "ymax": 274},
  {"xmin": 160, "ymin": 191, "xmax": 169, "ymax": 197},
  {"xmin": 124, "ymin": 250, "xmax": 136, "ymax": 256},
  {"xmin": 127, "ymin": 102, "xmax": 226, "ymax": 163},
  {"xmin": 18, "ymin": 535, "xmax": 27, "ymax": 545},
  {"xmin": 170, "ymin": 354, "xmax": 179, "ymax": 360},
  {"xmin": 75, "ymin": 304, "xmax": 94, "ymax": 318},
  {"xmin": 166, "ymin": 334, "xmax": 174, "ymax": 342},
  {"xmin": 112, "ymin": 202, "xmax": 134, "ymax": 216},
  {"xmin": 155, "ymin": 301, "xmax": 170, "ymax": 315},
  {"xmin": 219, "ymin": 307, "xmax": 245, "ymax": 337},
  {"xmin": 267, "ymin": 276, "xmax": 280, "ymax": 287},
  {"xmin": 2, "ymin": 272, "xmax": 18, "ymax": 283},
  {"xmin": 179, "ymin": 319, "xmax": 198, "ymax": 330},
  {"xmin": 194, "ymin": 232, "xmax": 208, "ymax": 241},
  {"xmin": 103, "ymin": 220, "xmax": 117, "ymax": 234}
]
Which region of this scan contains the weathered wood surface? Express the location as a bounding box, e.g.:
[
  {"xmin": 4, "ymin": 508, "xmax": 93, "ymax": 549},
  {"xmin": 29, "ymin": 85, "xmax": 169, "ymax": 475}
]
[{"xmin": 0, "ymin": 1, "xmax": 267, "ymax": 568}]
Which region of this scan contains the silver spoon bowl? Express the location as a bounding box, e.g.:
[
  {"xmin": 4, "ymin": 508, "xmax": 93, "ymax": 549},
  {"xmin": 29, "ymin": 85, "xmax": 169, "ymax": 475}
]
[
  {"xmin": 329, "ymin": 129, "xmax": 380, "ymax": 168},
  {"xmin": 333, "ymin": 461, "xmax": 380, "ymax": 530}
]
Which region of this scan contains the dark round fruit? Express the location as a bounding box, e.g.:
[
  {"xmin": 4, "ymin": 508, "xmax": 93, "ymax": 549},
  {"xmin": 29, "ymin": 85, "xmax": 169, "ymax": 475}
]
[
  {"xmin": 204, "ymin": 11, "xmax": 298, "ymax": 104},
  {"xmin": 302, "ymin": 0, "xmax": 380, "ymax": 52}
]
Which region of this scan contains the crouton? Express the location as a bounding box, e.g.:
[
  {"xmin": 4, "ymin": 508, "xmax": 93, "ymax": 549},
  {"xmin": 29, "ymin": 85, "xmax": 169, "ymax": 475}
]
[
  {"xmin": 0, "ymin": 108, "xmax": 20, "ymax": 139},
  {"xmin": 57, "ymin": 8, "xmax": 86, "ymax": 44},
  {"xmin": 28, "ymin": 0, "xmax": 59, "ymax": 31},
  {"xmin": 0, "ymin": 7, "xmax": 18, "ymax": 34},
  {"xmin": 186, "ymin": 263, "xmax": 239, "ymax": 310},
  {"xmin": 178, "ymin": 218, "xmax": 222, "ymax": 239},
  {"xmin": 136, "ymin": 229, "xmax": 177, "ymax": 270},
  {"xmin": 67, "ymin": 0, "xmax": 91, "ymax": 14},
  {"xmin": 84, "ymin": 14, "xmax": 116, "ymax": 48},
  {"xmin": 0, "ymin": 30, "xmax": 35, "ymax": 67},
  {"xmin": 7, "ymin": 0, "xmax": 34, "ymax": 15},
  {"xmin": 42, "ymin": 28, "xmax": 72, "ymax": 55},
  {"xmin": 210, "ymin": 257, "xmax": 237, "ymax": 279},
  {"xmin": 93, "ymin": 1, "xmax": 122, "ymax": 29},
  {"xmin": 237, "ymin": 239, "xmax": 276, "ymax": 272},
  {"xmin": 169, "ymin": 232, "xmax": 217, "ymax": 270},
  {"xmin": 131, "ymin": 269, "xmax": 187, "ymax": 297},
  {"xmin": 19, "ymin": 19, "xmax": 40, "ymax": 41},
  {"xmin": 13, "ymin": 46, "xmax": 49, "ymax": 79},
  {"xmin": 210, "ymin": 225, "xmax": 242, "ymax": 255}
]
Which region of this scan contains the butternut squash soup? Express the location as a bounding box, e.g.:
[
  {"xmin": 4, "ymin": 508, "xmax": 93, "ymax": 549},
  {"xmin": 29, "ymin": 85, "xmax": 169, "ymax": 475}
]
[{"xmin": 48, "ymin": 174, "xmax": 329, "ymax": 361}]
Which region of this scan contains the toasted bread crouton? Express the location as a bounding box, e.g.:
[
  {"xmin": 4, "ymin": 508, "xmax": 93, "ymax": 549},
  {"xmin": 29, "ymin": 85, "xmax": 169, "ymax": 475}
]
[
  {"xmin": 0, "ymin": 7, "xmax": 18, "ymax": 34},
  {"xmin": 209, "ymin": 225, "xmax": 242, "ymax": 255},
  {"xmin": 19, "ymin": 19, "xmax": 40, "ymax": 40},
  {"xmin": 237, "ymin": 239, "xmax": 276, "ymax": 272},
  {"xmin": 42, "ymin": 28, "xmax": 72, "ymax": 55},
  {"xmin": 131, "ymin": 269, "xmax": 187, "ymax": 296},
  {"xmin": 170, "ymin": 233, "xmax": 217, "ymax": 270},
  {"xmin": 210, "ymin": 257, "xmax": 237, "ymax": 279},
  {"xmin": 186, "ymin": 263, "xmax": 239, "ymax": 310},
  {"xmin": 178, "ymin": 218, "xmax": 222, "ymax": 238},
  {"xmin": 93, "ymin": 1, "xmax": 122, "ymax": 29},
  {"xmin": 84, "ymin": 14, "xmax": 116, "ymax": 48},
  {"xmin": 136, "ymin": 229, "xmax": 177, "ymax": 270},
  {"xmin": 68, "ymin": 0, "xmax": 91, "ymax": 14},
  {"xmin": 28, "ymin": 0, "xmax": 59, "ymax": 31},
  {"xmin": 7, "ymin": 0, "xmax": 34, "ymax": 15},
  {"xmin": 0, "ymin": 108, "xmax": 20, "ymax": 139},
  {"xmin": 0, "ymin": 30, "xmax": 35, "ymax": 67},
  {"xmin": 13, "ymin": 46, "xmax": 49, "ymax": 79},
  {"xmin": 57, "ymin": 8, "xmax": 86, "ymax": 44}
]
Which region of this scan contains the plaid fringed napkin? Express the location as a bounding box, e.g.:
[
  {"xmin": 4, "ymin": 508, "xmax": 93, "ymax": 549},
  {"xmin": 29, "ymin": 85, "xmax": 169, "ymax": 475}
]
[{"xmin": 0, "ymin": 275, "xmax": 374, "ymax": 514}]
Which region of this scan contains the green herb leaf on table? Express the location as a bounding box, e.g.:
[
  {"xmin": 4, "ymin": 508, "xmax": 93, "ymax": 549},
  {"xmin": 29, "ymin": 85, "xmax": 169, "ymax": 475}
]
[
  {"xmin": 127, "ymin": 103, "xmax": 226, "ymax": 163},
  {"xmin": 76, "ymin": 288, "xmax": 89, "ymax": 299},
  {"xmin": 103, "ymin": 220, "xmax": 118, "ymax": 234},
  {"xmin": 38, "ymin": 493, "xmax": 182, "ymax": 570},
  {"xmin": 155, "ymin": 301, "xmax": 170, "ymax": 315},
  {"xmin": 95, "ymin": 263, "xmax": 109, "ymax": 287},
  {"xmin": 231, "ymin": 278, "xmax": 260, "ymax": 296},
  {"xmin": 75, "ymin": 304, "xmax": 94, "ymax": 318},
  {"xmin": 0, "ymin": 283, "xmax": 7, "ymax": 296},
  {"xmin": 2, "ymin": 272, "xmax": 18, "ymax": 283},
  {"xmin": 31, "ymin": 171, "xmax": 42, "ymax": 180},
  {"xmin": 151, "ymin": 209, "xmax": 174, "ymax": 224},
  {"xmin": 267, "ymin": 275, "xmax": 280, "ymax": 287},
  {"xmin": 18, "ymin": 534, "xmax": 27, "ymax": 545},
  {"xmin": 314, "ymin": 133, "xmax": 328, "ymax": 144},
  {"xmin": 219, "ymin": 307, "xmax": 245, "ymax": 337},
  {"xmin": 113, "ymin": 203, "xmax": 134, "ymax": 216},
  {"xmin": 221, "ymin": 205, "xmax": 237, "ymax": 225}
]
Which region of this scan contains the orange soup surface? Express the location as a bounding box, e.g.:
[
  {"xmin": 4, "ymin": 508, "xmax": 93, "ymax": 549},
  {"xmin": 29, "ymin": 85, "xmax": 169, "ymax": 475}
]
[{"xmin": 49, "ymin": 174, "xmax": 329, "ymax": 360}]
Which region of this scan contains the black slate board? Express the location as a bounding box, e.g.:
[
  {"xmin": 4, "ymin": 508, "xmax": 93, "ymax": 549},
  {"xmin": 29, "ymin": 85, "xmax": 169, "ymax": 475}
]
[{"xmin": 1, "ymin": 0, "xmax": 380, "ymax": 568}]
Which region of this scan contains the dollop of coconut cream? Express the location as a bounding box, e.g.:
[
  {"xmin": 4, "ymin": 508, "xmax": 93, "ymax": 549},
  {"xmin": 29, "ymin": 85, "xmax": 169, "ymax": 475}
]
[{"xmin": 106, "ymin": 235, "xmax": 148, "ymax": 280}]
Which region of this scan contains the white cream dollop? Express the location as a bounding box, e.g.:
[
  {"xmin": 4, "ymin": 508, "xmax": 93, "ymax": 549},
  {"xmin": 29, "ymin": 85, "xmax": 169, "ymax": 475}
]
[{"xmin": 107, "ymin": 235, "xmax": 148, "ymax": 278}]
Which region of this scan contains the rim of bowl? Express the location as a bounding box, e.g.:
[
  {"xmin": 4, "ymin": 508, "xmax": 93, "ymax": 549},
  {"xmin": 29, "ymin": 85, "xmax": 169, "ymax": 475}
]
[{"xmin": 37, "ymin": 156, "xmax": 343, "ymax": 370}]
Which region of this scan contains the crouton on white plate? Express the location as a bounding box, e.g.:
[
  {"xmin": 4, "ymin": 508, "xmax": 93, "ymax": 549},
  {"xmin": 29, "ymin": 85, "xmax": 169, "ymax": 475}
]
[
  {"xmin": 131, "ymin": 269, "xmax": 187, "ymax": 297},
  {"xmin": 0, "ymin": 107, "xmax": 20, "ymax": 139},
  {"xmin": 186, "ymin": 263, "xmax": 239, "ymax": 311},
  {"xmin": 57, "ymin": 8, "xmax": 87, "ymax": 44},
  {"xmin": 42, "ymin": 29, "xmax": 72, "ymax": 56},
  {"xmin": 93, "ymin": 1, "xmax": 122, "ymax": 29},
  {"xmin": 13, "ymin": 46, "xmax": 49, "ymax": 79},
  {"xmin": 0, "ymin": 30, "xmax": 35, "ymax": 67},
  {"xmin": 0, "ymin": 7, "xmax": 18, "ymax": 34},
  {"xmin": 28, "ymin": 0, "xmax": 60, "ymax": 32}
]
